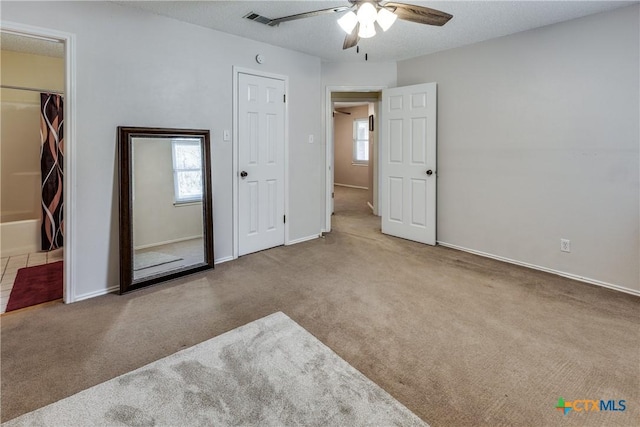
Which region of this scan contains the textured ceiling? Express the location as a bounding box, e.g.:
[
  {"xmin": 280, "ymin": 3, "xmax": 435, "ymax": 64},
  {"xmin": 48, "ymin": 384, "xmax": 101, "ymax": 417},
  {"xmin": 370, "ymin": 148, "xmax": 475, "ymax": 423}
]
[
  {"xmin": 0, "ymin": 32, "xmax": 64, "ymax": 58},
  {"xmin": 114, "ymin": 1, "xmax": 636, "ymax": 62}
]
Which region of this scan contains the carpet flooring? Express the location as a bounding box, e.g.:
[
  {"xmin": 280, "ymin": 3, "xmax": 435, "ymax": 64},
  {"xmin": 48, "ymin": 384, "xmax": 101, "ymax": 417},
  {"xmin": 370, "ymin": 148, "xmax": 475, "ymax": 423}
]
[
  {"xmin": 4, "ymin": 261, "xmax": 63, "ymax": 312},
  {"xmin": 4, "ymin": 312, "xmax": 426, "ymax": 426},
  {"xmin": 1, "ymin": 187, "xmax": 638, "ymax": 426}
]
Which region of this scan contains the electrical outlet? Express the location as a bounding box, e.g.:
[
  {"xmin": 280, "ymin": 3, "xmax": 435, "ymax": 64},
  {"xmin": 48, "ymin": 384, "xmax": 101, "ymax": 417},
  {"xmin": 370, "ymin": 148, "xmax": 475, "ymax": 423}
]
[{"xmin": 560, "ymin": 239, "xmax": 571, "ymax": 253}]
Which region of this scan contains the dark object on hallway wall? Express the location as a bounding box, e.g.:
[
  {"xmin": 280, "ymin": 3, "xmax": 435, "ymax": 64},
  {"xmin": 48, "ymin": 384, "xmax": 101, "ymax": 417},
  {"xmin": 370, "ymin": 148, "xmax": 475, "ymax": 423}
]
[
  {"xmin": 40, "ymin": 93, "xmax": 64, "ymax": 251},
  {"xmin": 369, "ymin": 114, "xmax": 374, "ymax": 131},
  {"xmin": 5, "ymin": 261, "xmax": 63, "ymax": 312}
]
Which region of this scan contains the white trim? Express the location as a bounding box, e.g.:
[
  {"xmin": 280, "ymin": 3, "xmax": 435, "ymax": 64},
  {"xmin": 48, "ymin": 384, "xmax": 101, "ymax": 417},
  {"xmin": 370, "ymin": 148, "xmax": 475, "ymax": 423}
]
[
  {"xmin": 334, "ymin": 183, "xmax": 368, "ymax": 190},
  {"xmin": 367, "ymin": 202, "xmax": 374, "ymax": 211},
  {"xmin": 1, "ymin": 21, "xmax": 77, "ymax": 304},
  {"xmin": 232, "ymin": 67, "xmax": 289, "ymax": 259},
  {"xmin": 286, "ymin": 234, "xmax": 319, "ymax": 246},
  {"xmin": 214, "ymin": 256, "xmax": 234, "ymax": 265},
  {"xmin": 437, "ymin": 241, "xmax": 640, "ymax": 297},
  {"xmin": 232, "ymin": 68, "xmax": 239, "ymax": 259},
  {"xmin": 74, "ymin": 285, "xmax": 119, "ymax": 302},
  {"xmin": 324, "ymin": 86, "xmax": 385, "ymax": 233},
  {"xmin": 134, "ymin": 235, "xmax": 202, "ymax": 251}
]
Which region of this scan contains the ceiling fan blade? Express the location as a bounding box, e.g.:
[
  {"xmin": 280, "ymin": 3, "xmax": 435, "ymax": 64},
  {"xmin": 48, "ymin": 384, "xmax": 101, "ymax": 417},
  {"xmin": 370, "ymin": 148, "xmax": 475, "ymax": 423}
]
[
  {"xmin": 343, "ymin": 23, "xmax": 360, "ymax": 50},
  {"xmin": 383, "ymin": 2, "xmax": 453, "ymax": 26},
  {"xmin": 268, "ymin": 6, "xmax": 352, "ymax": 26}
]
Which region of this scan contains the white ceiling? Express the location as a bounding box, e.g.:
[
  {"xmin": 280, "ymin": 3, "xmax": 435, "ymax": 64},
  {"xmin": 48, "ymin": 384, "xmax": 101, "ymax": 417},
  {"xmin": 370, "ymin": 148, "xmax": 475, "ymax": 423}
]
[{"xmin": 114, "ymin": 1, "xmax": 636, "ymax": 62}]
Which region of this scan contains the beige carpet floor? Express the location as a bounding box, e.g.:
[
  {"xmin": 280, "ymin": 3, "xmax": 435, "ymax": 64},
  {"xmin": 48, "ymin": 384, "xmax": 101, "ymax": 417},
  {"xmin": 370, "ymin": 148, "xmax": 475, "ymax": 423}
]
[
  {"xmin": 4, "ymin": 312, "xmax": 426, "ymax": 427},
  {"xmin": 1, "ymin": 187, "xmax": 638, "ymax": 426}
]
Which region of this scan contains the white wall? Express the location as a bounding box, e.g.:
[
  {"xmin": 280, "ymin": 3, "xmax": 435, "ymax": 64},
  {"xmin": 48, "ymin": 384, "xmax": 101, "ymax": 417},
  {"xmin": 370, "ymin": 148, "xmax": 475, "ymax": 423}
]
[
  {"xmin": 2, "ymin": 1, "xmax": 323, "ymax": 300},
  {"xmin": 397, "ymin": 5, "xmax": 639, "ymax": 293},
  {"xmin": 321, "ymin": 61, "xmax": 397, "ymax": 89}
]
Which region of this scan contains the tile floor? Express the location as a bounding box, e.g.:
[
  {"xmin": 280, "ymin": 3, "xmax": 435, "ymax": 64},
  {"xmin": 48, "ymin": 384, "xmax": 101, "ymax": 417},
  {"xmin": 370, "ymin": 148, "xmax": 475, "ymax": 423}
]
[{"xmin": 0, "ymin": 249, "xmax": 63, "ymax": 313}]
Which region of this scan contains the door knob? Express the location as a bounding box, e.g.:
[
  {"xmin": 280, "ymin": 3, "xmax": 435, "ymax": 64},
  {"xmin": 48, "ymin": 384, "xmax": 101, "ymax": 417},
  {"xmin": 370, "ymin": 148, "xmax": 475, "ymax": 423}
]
[
  {"xmin": 240, "ymin": 171, "xmax": 248, "ymax": 178},
  {"xmin": 426, "ymin": 169, "xmax": 433, "ymax": 176}
]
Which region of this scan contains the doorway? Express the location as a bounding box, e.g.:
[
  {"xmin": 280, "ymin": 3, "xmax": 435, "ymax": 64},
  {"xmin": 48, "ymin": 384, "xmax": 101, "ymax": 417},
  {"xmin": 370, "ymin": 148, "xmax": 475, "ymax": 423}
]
[
  {"xmin": 325, "ymin": 87, "xmax": 383, "ymax": 233},
  {"xmin": 0, "ymin": 23, "xmax": 76, "ymax": 310},
  {"xmin": 325, "ymin": 83, "xmax": 438, "ymax": 245},
  {"xmin": 332, "ymin": 100, "xmax": 375, "ymax": 220}
]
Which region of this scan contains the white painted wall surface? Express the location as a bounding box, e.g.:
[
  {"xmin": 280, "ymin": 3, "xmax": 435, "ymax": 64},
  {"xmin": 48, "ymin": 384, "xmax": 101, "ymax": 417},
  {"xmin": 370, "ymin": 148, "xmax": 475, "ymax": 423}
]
[
  {"xmin": 321, "ymin": 61, "xmax": 397, "ymax": 89},
  {"xmin": 397, "ymin": 5, "xmax": 640, "ymax": 292},
  {"xmin": 2, "ymin": 1, "xmax": 323, "ymax": 300}
]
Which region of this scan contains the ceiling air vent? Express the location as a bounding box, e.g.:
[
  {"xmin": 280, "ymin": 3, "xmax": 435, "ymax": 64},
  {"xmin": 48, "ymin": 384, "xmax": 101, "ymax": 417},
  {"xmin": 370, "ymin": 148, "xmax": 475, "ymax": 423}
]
[{"xmin": 243, "ymin": 12, "xmax": 273, "ymax": 25}]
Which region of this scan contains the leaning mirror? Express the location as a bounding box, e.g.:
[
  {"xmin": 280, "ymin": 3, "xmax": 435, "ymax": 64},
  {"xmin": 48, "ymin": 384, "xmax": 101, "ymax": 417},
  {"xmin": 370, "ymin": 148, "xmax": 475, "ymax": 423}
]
[{"xmin": 118, "ymin": 127, "xmax": 214, "ymax": 294}]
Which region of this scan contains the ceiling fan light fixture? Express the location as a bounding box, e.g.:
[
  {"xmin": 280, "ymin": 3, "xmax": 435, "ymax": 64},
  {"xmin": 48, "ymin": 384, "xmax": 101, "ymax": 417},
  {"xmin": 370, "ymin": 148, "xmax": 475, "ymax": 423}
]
[
  {"xmin": 377, "ymin": 7, "xmax": 397, "ymax": 32},
  {"xmin": 337, "ymin": 11, "xmax": 358, "ymax": 34},
  {"xmin": 358, "ymin": 21, "xmax": 376, "ymax": 38},
  {"xmin": 357, "ymin": 2, "xmax": 377, "ymax": 25}
]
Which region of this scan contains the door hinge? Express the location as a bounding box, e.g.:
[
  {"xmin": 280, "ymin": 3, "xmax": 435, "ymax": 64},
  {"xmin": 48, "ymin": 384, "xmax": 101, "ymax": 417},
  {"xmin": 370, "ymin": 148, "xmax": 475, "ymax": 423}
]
[
  {"xmin": 332, "ymin": 192, "xmax": 334, "ymax": 199},
  {"xmin": 283, "ymin": 94, "xmax": 286, "ymax": 103},
  {"xmin": 283, "ymin": 215, "xmax": 286, "ymax": 223}
]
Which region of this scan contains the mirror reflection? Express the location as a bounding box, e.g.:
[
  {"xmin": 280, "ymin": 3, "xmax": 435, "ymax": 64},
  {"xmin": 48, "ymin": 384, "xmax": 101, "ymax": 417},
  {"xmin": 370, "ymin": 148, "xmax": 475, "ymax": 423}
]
[{"xmin": 132, "ymin": 137, "xmax": 205, "ymax": 280}]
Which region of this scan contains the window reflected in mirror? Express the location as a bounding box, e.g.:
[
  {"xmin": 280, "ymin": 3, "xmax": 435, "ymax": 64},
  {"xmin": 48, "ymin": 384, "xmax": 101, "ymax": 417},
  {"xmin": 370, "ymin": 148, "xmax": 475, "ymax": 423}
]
[{"xmin": 171, "ymin": 138, "xmax": 203, "ymax": 204}]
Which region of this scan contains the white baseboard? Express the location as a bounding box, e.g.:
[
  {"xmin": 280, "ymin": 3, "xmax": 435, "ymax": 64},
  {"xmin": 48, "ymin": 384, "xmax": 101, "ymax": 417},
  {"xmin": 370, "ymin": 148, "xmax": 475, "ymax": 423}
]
[
  {"xmin": 436, "ymin": 241, "xmax": 640, "ymax": 297},
  {"xmin": 334, "ymin": 183, "xmax": 368, "ymax": 190},
  {"xmin": 286, "ymin": 234, "xmax": 319, "ymax": 246},
  {"xmin": 214, "ymin": 256, "xmax": 234, "ymax": 265},
  {"xmin": 367, "ymin": 202, "xmax": 374, "ymax": 211},
  {"xmin": 72, "ymin": 285, "xmax": 119, "ymax": 303},
  {"xmin": 134, "ymin": 235, "xmax": 202, "ymax": 251}
]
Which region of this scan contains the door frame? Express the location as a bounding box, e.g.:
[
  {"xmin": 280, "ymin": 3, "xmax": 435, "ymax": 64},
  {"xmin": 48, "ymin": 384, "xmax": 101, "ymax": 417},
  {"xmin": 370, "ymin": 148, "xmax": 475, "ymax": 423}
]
[
  {"xmin": 324, "ymin": 85, "xmax": 385, "ymax": 232},
  {"xmin": 1, "ymin": 21, "xmax": 77, "ymax": 303},
  {"xmin": 232, "ymin": 66, "xmax": 289, "ymax": 259}
]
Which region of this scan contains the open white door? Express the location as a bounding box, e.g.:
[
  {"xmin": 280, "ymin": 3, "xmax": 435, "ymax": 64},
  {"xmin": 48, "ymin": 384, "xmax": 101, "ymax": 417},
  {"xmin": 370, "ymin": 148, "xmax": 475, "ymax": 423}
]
[
  {"xmin": 381, "ymin": 82, "xmax": 437, "ymax": 245},
  {"xmin": 238, "ymin": 72, "xmax": 286, "ymax": 256}
]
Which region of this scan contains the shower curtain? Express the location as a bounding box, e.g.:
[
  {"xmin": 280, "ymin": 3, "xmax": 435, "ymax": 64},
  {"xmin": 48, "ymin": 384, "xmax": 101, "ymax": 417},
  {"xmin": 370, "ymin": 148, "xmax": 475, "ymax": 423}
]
[{"xmin": 40, "ymin": 93, "xmax": 64, "ymax": 250}]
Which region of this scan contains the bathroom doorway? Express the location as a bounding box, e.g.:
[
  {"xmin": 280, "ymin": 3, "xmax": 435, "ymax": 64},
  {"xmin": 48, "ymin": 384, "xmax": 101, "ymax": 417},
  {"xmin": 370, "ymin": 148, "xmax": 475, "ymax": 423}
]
[{"xmin": 0, "ymin": 30, "xmax": 66, "ymax": 313}]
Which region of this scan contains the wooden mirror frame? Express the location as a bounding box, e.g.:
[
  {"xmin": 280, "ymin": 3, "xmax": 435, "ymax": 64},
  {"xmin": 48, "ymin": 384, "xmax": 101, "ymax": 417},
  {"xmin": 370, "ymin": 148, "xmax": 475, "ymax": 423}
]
[{"xmin": 118, "ymin": 126, "xmax": 214, "ymax": 294}]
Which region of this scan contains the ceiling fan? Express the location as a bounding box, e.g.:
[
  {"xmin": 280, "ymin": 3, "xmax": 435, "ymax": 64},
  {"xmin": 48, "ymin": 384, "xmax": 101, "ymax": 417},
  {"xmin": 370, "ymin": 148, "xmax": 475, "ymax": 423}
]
[{"xmin": 244, "ymin": 1, "xmax": 453, "ymax": 50}]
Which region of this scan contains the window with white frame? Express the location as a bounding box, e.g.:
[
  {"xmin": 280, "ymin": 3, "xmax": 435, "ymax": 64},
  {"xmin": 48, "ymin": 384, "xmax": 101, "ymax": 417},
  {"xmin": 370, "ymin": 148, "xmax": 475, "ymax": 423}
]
[
  {"xmin": 171, "ymin": 138, "xmax": 203, "ymax": 204},
  {"xmin": 353, "ymin": 119, "xmax": 369, "ymax": 165}
]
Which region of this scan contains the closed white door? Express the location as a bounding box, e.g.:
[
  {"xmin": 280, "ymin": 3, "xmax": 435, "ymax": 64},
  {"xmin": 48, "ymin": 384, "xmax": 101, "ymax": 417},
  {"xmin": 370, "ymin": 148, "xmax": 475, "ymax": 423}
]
[
  {"xmin": 381, "ymin": 82, "xmax": 437, "ymax": 245},
  {"xmin": 238, "ymin": 73, "xmax": 286, "ymax": 256}
]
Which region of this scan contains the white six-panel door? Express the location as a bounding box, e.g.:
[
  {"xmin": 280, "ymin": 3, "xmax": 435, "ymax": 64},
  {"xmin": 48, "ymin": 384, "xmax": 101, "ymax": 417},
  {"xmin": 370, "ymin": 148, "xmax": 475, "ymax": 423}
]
[
  {"xmin": 381, "ymin": 83, "xmax": 437, "ymax": 245},
  {"xmin": 238, "ymin": 73, "xmax": 286, "ymax": 256}
]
